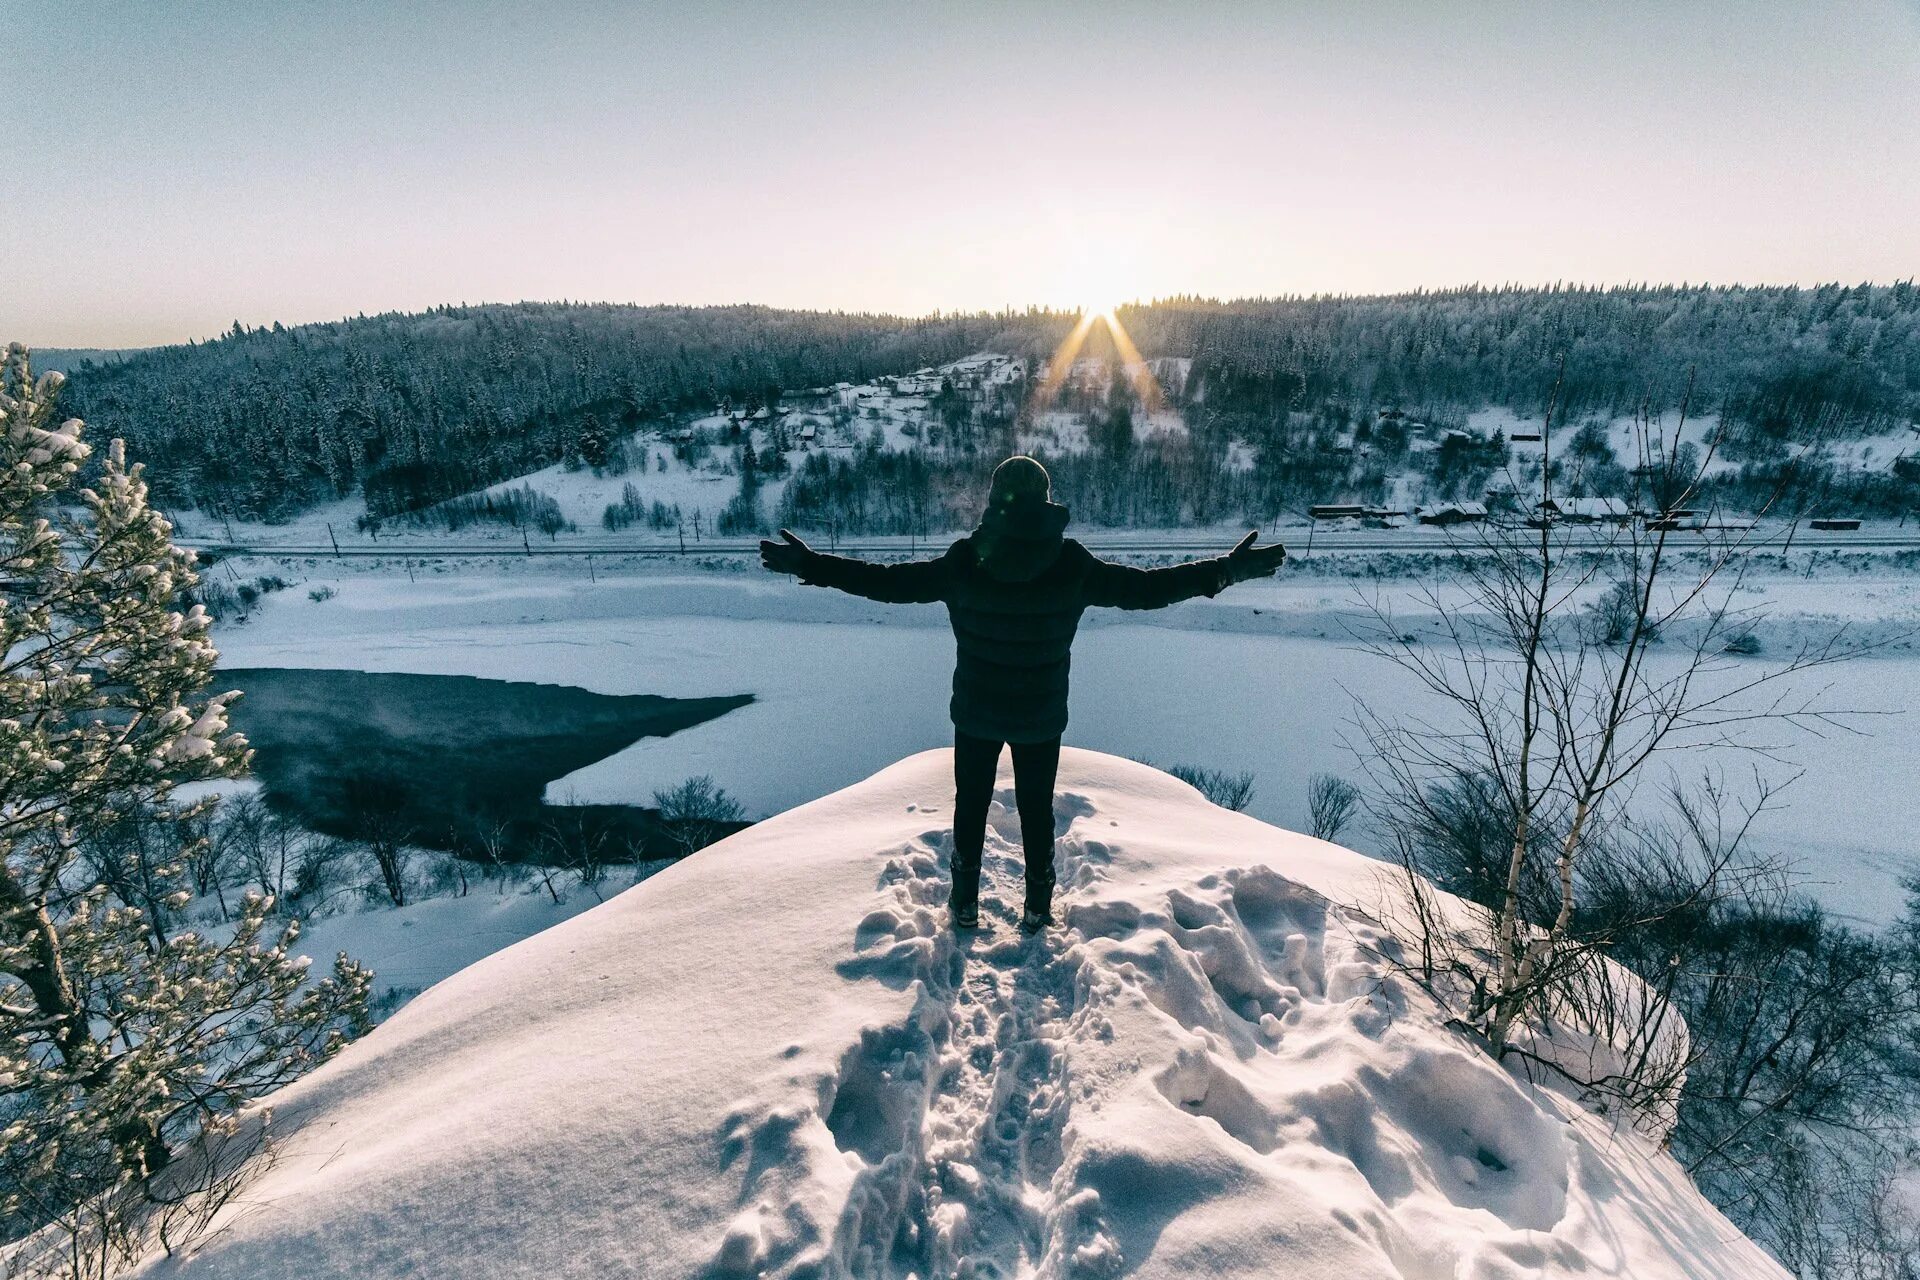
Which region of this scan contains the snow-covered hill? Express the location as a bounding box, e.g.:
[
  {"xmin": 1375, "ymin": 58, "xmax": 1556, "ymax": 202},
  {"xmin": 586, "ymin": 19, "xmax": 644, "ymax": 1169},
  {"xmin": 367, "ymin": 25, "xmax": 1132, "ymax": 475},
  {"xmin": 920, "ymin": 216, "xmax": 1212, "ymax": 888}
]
[{"xmin": 139, "ymin": 751, "xmax": 1785, "ymax": 1279}]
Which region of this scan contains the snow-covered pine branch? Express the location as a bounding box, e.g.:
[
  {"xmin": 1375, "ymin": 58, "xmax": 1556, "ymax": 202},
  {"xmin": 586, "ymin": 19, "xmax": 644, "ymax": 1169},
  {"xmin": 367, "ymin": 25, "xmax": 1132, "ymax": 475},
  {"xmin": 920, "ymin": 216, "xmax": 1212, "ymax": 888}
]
[{"xmin": 0, "ymin": 343, "xmax": 371, "ymax": 1272}]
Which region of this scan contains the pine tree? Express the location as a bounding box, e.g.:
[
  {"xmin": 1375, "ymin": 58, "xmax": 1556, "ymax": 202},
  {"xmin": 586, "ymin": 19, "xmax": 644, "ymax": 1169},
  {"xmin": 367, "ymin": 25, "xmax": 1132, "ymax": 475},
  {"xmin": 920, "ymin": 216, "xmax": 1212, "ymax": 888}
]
[{"xmin": 0, "ymin": 345, "xmax": 371, "ymax": 1251}]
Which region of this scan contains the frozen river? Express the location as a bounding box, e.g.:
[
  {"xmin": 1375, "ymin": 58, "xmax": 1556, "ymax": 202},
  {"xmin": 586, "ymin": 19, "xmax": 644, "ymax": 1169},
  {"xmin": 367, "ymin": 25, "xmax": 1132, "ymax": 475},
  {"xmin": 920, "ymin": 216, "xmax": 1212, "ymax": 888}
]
[{"xmin": 214, "ymin": 563, "xmax": 1920, "ymax": 926}]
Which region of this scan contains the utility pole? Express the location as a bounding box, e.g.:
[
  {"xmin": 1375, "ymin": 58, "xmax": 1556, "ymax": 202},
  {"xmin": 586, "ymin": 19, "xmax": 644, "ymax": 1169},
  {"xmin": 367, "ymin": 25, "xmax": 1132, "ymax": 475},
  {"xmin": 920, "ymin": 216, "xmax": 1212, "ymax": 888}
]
[
  {"xmin": 522, "ymin": 529, "xmax": 532, "ymax": 557},
  {"xmin": 586, "ymin": 553, "xmax": 596, "ymax": 584},
  {"xmin": 327, "ymin": 523, "xmax": 341, "ymax": 559}
]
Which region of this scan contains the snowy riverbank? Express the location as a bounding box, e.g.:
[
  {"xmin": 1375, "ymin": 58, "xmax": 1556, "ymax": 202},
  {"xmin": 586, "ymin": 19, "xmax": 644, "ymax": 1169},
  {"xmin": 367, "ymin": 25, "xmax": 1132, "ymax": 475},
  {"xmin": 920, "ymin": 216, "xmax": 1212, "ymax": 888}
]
[{"xmin": 210, "ymin": 556, "xmax": 1920, "ymax": 926}]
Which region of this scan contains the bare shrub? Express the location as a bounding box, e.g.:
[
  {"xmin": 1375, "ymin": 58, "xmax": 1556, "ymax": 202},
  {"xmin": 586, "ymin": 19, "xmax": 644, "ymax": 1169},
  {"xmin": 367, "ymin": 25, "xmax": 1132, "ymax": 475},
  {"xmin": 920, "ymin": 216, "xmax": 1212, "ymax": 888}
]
[
  {"xmin": 221, "ymin": 795, "xmax": 336, "ymax": 915},
  {"xmin": 537, "ymin": 798, "xmax": 632, "ymax": 902},
  {"xmin": 425, "ymin": 852, "xmax": 472, "ymax": 898},
  {"xmin": 340, "ymin": 775, "xmax": 415, "ymax": 907},
  {"xmin": 1166, "ymin": 765, "xmax": 1256, "ymax": 812},
  {"xmin": 652, "ymin": 776, "xmax": 746, "ymax": 857},
  {"xmin": 1354, "ymin": 369, "xmax": 1862, "ymax": 1054},
  {"xmin": 290, "ymin": 834, "xmax": 358, "ymax": 909},
  {"xmin": 1582, "ymin": 577, "xmax": 1659, "ymax": 646},
  {"xmin": 1351, "ymin": 367, "xmax": 1913, "ymax": 1271},
  {"xmin": 1306, "ymin": 773, "xmax": 1361, "ymax": 842},
  {"xmin": 187, "ymin": 577, "xmax": 241, "ymax": 620}
]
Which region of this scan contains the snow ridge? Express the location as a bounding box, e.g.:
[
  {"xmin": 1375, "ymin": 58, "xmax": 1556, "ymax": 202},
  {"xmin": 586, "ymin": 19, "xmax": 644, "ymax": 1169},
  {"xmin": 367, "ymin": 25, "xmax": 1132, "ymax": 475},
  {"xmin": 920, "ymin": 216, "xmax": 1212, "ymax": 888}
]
[
  {"xmin": 136, "ymin": 750, "xmax": 1788, "ymax": 1280},
  {"xmin": 715, "ymin": 784, "xmax": 1543, "ymax": 1279},
  {"xmin": 706, "ymin": 764, "xmax": 1782, "ymax": 1280}
]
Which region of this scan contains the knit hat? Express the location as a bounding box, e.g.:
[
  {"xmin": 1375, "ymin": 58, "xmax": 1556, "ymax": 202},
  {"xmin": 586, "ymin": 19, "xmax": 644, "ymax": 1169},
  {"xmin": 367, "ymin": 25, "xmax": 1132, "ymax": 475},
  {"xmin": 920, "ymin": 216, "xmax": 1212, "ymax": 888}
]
[{"xmin": 987, "ymin": 455, "xmax": 1051, "ymax": 507}]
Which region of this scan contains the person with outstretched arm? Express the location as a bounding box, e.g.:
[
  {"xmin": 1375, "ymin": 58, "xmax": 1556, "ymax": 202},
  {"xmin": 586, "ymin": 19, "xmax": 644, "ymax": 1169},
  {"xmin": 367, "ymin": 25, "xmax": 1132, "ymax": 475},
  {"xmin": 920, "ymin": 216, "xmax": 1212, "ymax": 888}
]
[{"xmin": 760, "ymin": 455, "xmax": 1287, "ymax": 934}]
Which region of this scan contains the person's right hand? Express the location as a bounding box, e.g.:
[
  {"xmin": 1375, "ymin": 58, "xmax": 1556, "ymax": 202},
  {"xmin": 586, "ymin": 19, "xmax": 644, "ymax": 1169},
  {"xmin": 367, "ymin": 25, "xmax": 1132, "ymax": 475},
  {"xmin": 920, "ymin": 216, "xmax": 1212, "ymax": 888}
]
[
  {"xmin": 1226, "ymin": 529, "xmax": 1288, "ymax": 580},
  {"xmin": 759, "ymin": 529, "xmax": 816, "ymax": 576}
]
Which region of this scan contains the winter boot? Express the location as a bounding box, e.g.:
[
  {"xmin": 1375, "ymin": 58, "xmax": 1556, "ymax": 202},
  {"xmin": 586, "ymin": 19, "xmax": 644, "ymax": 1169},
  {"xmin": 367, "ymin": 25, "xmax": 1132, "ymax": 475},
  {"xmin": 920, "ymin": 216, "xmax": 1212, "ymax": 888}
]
[
  {"xmin": 950, "ymin": 848, "xmax": 983, "ymax": 930},
  {"xmin": 1021, "ymin": 873, "xmax": 1055, "ymax": 934}
]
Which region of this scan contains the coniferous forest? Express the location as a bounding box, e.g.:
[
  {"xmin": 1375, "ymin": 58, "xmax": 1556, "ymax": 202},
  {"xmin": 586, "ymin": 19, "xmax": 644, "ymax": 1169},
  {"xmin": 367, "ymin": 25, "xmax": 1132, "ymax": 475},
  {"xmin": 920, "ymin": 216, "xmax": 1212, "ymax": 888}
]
[{"xmin": 51, "ymin": 284, "xmax": 1920, "ymax": 525}]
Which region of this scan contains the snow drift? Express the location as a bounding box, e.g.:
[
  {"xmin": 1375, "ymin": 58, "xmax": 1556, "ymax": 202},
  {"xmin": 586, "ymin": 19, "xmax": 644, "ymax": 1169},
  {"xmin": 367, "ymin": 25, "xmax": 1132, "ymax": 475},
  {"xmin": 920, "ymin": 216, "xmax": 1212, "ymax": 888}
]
[{"xmin": 139, "ymin": 750, "xmax": 1785, "ymax": 1279}]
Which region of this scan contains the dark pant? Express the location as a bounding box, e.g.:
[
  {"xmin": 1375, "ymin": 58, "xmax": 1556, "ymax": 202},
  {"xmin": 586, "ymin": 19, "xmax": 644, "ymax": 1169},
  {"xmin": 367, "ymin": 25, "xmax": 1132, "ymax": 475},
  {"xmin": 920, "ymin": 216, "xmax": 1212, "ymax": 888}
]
[{"xmin": 951, "ymin": 730, "xmax": 1061, "ymax": 915}]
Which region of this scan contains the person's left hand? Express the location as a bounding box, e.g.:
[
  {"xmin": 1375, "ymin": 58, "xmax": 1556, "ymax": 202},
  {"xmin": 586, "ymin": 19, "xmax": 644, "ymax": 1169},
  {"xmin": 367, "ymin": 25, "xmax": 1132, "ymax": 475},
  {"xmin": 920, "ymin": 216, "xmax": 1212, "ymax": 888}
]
[
  {"xmin": 759, "ymin": 529, "xmax": 816, "ymax": 576},
  {"xmin": 1227, "ymin": 530, "xmax": 1288, "ymax": 580}
]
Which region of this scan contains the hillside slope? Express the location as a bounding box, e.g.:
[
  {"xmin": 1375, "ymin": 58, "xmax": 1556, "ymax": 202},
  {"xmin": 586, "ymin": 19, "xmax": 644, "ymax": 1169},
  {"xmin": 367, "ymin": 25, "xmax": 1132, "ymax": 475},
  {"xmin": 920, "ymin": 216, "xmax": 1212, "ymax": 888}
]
[{"xmin": 139, "ymin": 751, "xmax": 1786, "ymax": 1280}]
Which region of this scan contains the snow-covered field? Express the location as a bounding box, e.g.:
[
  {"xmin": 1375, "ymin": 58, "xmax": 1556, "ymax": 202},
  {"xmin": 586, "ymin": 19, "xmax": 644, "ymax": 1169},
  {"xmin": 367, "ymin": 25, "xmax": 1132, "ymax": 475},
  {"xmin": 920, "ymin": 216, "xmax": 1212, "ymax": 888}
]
[
  {"xmin": 213, "ymin": 557, "xmax": 1920, "ymax": 927},
  {"xmin": 133, "ymin": 751, "xmax": 1786, "ymax": 1280},
  {"xmin": 1463, "ymin": 406, "xmax": 1736, "ymax": 473}
]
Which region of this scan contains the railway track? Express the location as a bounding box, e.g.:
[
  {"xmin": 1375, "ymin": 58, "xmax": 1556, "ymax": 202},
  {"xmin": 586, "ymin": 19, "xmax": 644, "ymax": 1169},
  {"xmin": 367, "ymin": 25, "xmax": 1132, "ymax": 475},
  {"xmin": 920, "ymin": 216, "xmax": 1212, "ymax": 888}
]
[{"xmin": 183, "ymin": 526, "xmax": 1920, "ymax": 560}]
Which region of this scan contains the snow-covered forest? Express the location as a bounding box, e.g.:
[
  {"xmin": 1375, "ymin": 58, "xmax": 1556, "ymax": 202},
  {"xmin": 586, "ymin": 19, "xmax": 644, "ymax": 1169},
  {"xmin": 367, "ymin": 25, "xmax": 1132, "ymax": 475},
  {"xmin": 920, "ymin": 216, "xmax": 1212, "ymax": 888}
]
[{"xmin": 50, "ymin": 284, "xmax": 1920, "ymax": 532}]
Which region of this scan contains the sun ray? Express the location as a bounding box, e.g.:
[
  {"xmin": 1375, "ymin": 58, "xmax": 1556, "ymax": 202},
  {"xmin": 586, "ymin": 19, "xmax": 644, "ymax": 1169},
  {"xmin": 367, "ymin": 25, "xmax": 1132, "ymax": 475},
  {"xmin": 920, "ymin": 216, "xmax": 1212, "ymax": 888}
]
[
  {"xmin": 1028, "ymin": 304, "xmax": 1161, "ymax": 422},
  {"xmin": 1102, "ymin": 306, "xmax": 1164, "ymax": 415},
  {"xmin": 1031, "ymin": 309, "xmax": 1099, "ymax": 413}
]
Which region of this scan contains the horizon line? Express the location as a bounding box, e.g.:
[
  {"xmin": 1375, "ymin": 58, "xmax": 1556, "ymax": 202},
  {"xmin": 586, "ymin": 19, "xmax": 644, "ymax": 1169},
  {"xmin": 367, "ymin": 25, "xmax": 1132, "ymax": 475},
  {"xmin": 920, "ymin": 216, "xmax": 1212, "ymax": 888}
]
[{"xmin": 19, "ymin": 276, "xmax": 1920, "ymax": 354}]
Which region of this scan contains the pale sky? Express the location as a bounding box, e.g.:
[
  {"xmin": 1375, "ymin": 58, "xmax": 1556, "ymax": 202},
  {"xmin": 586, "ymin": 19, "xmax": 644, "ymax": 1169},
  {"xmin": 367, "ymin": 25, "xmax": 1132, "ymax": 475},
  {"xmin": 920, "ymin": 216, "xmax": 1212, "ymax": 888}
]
[{"xmin": 6, "ymin": 0, "xmax": 1919, "ymax": 347}]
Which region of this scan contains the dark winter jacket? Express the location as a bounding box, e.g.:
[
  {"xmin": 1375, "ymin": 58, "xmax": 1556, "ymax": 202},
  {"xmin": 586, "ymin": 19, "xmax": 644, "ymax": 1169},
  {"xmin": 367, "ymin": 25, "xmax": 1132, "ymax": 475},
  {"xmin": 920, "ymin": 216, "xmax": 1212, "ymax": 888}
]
[{"xmin": 793, "ymin": 499, "xmax": 1244, "ymax": 742}]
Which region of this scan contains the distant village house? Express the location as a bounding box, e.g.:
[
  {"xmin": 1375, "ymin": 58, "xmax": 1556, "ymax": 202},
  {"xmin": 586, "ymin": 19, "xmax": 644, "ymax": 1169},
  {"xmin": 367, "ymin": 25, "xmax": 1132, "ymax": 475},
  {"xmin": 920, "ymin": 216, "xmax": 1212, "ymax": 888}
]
[
  {"xmin": 1534, "ymin": 496, "xmax": 1631, "ymax": 525},
  {"xmin": 1417, "ymin": 501, "xmax": 1488, "ymax": 526}
]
